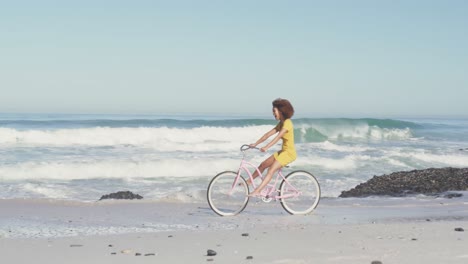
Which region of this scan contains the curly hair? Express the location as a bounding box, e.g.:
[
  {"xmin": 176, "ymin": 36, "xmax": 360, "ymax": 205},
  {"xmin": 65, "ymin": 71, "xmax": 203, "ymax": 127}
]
[{"xmin": 272, "ymin": 98, "xmax": 294, "ymax": 119}]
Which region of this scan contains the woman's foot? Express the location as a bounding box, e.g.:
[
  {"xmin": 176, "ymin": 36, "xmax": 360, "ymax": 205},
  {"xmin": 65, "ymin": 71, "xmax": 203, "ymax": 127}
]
[{"xmin": 247, "ymin": 191, "xmax": 262, "ymax": 197}]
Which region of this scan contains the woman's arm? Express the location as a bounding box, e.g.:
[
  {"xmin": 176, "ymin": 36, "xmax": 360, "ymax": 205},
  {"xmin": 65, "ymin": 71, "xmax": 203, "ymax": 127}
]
[
  {"xmin": 260, "ymin": 127, "xmax": 287, "ymax": 152},
  {"xmin": 250, "ymin": 128, "xmax": 278, "ymax": 148}
]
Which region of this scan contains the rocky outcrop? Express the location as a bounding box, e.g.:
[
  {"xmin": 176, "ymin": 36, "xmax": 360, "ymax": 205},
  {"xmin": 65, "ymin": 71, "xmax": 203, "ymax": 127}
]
[
  {"xmin": 339, "ymin": 167, "xmax": 468, "ymax": 198},
  {"xmin": 99, "ymin": 191, "xmax": 143, "ymax": 200}
]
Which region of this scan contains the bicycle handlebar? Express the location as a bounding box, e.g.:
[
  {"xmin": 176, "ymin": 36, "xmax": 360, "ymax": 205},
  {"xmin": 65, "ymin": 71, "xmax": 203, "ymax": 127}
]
[{"xmin": 240, "ymin": 144, "xmax": 259, "ymax": 152}]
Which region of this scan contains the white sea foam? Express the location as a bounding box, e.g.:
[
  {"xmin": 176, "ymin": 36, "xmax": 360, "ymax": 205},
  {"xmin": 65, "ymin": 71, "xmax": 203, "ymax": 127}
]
[
  {"xmin": 400, "ymin": 152, "xmax": 468, "ymax": 167},
  {"xmin": 294, "ymin": 155, "xmax": 366, "ymax": 170},
  {"xmin": 0, "ymin": 123, "xmax": 413, "ymax": 150},
  {"xmin": 0, "ymin": 126, "xmax": 269, "ymax": 149},
  {"xmin": 0, "ymin": 158, "xmax": 241, "ymax": 180},
  {"xmin": 314, "ymin": 141, "xmax": 371, "ymax": 152},
  {"xmin": 21, "ymin": 183, "xmax": 72, "ymax": 199}
]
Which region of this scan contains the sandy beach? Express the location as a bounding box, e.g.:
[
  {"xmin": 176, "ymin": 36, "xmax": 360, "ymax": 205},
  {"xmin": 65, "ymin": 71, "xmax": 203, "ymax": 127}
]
[{"xmin": 1, "ymin": 196, "xmax": 467, "ymax": 264}]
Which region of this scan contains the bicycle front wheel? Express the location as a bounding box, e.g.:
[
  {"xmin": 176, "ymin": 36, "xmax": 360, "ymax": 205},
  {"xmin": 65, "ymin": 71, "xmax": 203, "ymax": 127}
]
[
  {"xmin": 207, "ymin": 171, "xmax": 249, "ymax": 216},
  {"xmin": 280, "ymin": 170, "xmax": 320, "ymax": 215}
]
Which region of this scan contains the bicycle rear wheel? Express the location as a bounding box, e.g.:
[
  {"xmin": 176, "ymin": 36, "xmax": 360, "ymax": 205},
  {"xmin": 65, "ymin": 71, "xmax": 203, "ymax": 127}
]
[
  {"xmin": 280, "ymin": 170, "xmax": 320, "ymax": 215},
  {"xmin": 207, "ymin": 171, "xmax": 249, "ymax": 216}
]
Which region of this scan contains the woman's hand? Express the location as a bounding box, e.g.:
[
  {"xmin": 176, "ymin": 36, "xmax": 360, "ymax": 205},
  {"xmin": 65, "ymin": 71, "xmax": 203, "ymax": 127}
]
[{"xmin": 260, "ymin": 147, "xmax": 267, "ymax": 152}]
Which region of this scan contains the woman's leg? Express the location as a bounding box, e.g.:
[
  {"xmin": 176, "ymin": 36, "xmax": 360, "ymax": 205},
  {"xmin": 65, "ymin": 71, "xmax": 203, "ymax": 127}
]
[
  {"xmin": 246, "ymin": 155, "xmax": 275, "ymax": 185},
  {"xmin": 249, "ymin": 160, "xmax": 282, "ymax": 196}
]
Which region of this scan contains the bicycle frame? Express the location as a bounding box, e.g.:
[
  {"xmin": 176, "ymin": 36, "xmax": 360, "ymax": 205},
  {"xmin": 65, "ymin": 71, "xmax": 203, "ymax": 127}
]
[{"xmin": 231, "ymin": 147, "xmax": 301, "ymax": 200}]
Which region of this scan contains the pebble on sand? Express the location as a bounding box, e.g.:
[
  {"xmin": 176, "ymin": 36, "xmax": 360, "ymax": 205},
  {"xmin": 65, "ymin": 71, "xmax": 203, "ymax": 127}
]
[
  {"xmin": 454, "ymin": 227, "xmax": 465, "ymax": 232},
  {"xmin": 207, "ymin": 249, "xmax": 217, "ymax": 256}
]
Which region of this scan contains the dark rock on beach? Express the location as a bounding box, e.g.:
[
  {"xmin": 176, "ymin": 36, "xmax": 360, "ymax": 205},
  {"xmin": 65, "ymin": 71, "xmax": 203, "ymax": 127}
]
[
  {"xmin": 207, "ymin": 249, "xmax": 217, "ymax": 256},
  {"xmin": 441, "ymin": 192, "xmax": 463, "ymax": 199},
  {"xmin": 340, "ymin": 167, "xmax": 468, "ymax": 198},
  {"xmin": 99, "ymin": 191, "xmax": 143, "ymax": 200}
]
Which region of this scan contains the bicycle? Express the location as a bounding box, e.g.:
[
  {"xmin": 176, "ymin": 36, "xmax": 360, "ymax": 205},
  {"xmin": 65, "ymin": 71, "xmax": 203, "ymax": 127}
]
[{"xmin": 207, "ymin": 144, "xmax": 321, "ymax": 216}]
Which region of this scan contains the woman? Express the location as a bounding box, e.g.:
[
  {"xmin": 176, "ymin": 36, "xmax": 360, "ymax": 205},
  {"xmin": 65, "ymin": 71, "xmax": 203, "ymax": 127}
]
[{"xmin": 248, "ymin": 98, "xmax": 296, "ymax": 197}]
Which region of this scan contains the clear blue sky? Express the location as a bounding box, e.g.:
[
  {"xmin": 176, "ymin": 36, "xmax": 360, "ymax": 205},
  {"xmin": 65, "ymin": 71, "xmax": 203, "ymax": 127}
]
[{"xmin": 1, "ymin": 1, "xmax": 467, "ymax": 117}]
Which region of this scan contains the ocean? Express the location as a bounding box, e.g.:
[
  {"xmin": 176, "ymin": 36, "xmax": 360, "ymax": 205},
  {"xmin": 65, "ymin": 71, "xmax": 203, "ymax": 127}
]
[{"xmin": 1, "ymin": 113, "xmax": 468, "ymax": 202}]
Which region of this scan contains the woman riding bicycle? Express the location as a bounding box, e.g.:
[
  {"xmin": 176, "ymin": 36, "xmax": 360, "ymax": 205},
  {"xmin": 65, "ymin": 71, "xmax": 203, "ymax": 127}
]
[{"xmin": 248, "ymin": 98, "xmax": 296, "ymax": 197}]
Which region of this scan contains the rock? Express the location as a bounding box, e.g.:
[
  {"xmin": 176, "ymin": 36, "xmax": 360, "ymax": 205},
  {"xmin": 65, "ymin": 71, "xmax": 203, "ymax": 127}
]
[
  {"xmin": 242, "ymin": 233, "xmax": 249, "ymax": 237},
  {"xmin": 207, "ymin": 249, "xmax": 217, "ymax": 256},
  {"xmin": 99, "ymin": 191, "xmax": 143, "ymax": 200},
  {"xmin": 145, "ymin": 253, "xmax": 156, "ymax": 256},
  {"xmin": 246, "ymin": 256, "xmax": 254, "ymax": 260},
  {"xmin": 443, "ymin": 193, "xmax": 463, "ymax": 199},
  {"xmin": 454, "ymin": 227, "xmax": 464, "ymax": 232},
  {"xmin": 135, "ymin": 253, "xmax": 141, "ymax": 256},
  {"xmin": 340, "ymin": 167, "xmax": 468, "ymax": 198},
  {"xmin": 371, "ymin": 261, "xmax": 383, "ymax": 264}
]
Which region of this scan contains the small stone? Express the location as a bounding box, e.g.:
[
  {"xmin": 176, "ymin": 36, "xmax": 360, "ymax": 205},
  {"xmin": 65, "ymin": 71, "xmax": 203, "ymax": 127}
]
[
  {"xmin": 121, "ymin": 249, "xmax": 132, "ymax": 254},
  {"xmin": 371, "ymin": 261, "xmax": 383, "ymax": 264},
  {"xmin": 70, "ymin": 244, "xmax": 83, "ymax": 247},
  {"xmin": 455, "ymin": 227, "xmax": 464, "ymax": 232},
  {"xmin": 135, "ymin": 253, "xmax": 141, "ymax": 256},
  {"xmin": 168, "ymin": 235, "xmax": 173, "ymax": 238},
  {"xmin": 207, "ymin": 258, "xmax": 214, "ymax": 262},
  {"xmin": 246, "ymin": 256, "xmax": 254, "ymax": 260},
  {"xmin": 144, "ymin": 253, "xmax": 156, "ymax": 256},
  {"xmin": 111, "ymin": 252, "xmax": 117, "ymax": 255},
  {"xmin": 411, "ymin": 238, "xmax": 417, "ymax": 241},
  {"xmin": 108, "ymin": 244, "xmax": 113, "ymax": 247},
  {"xmin": 207, "ymin": 249, "xmax": 217, "ymax": 256},
  {"xmin": 242, "ymin": 233, "xmax": 249, "ymax": 237}
]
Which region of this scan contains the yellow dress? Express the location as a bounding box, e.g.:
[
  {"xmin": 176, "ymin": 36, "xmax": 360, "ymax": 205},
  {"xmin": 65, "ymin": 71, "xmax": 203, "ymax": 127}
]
[{"xmin": 273, "ymin": 119, "xmax": 297, "ymax": 166}]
